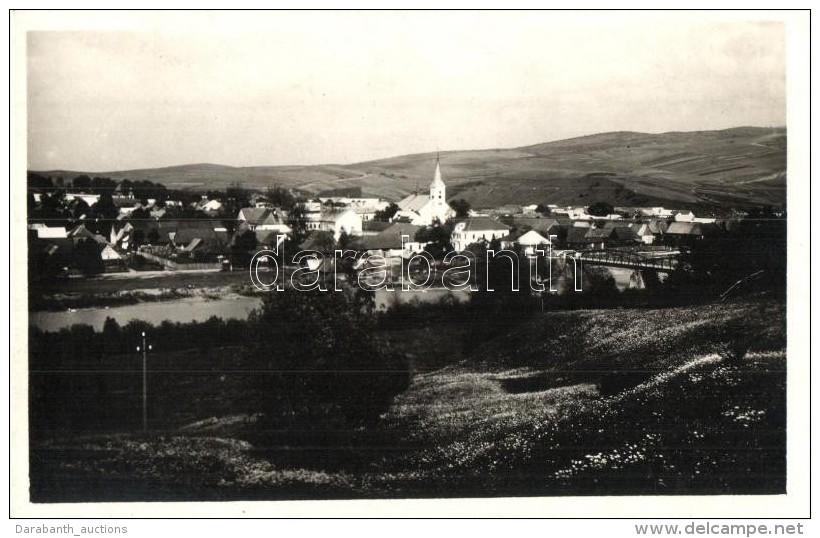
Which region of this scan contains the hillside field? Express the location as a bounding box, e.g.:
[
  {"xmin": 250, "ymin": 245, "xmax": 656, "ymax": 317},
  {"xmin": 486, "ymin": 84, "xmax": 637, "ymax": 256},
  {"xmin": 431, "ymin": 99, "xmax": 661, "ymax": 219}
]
[
  {"xmin": 33, "ymin": 127, "xmax": 786, "ymax": 210},
  {"xmin": 30, "ymin": 294, "xmax": 787, "ymax": 501}
]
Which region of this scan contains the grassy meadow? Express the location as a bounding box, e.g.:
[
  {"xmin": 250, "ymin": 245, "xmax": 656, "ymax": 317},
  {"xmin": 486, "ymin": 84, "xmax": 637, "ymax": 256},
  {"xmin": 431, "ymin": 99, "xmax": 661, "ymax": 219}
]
[{"xmin": 29, "ymin": 293, "xmax": 786, "ymax": 501}]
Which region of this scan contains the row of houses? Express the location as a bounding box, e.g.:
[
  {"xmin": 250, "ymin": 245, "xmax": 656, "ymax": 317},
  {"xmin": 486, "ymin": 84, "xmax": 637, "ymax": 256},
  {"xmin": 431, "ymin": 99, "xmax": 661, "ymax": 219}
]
[
  {"xmin": 28, "ymin": 223, "xmax": 125, "ymax": 272},
  {"xmin": 316, "ymin": 196, "xmax": 391, "ymax": 222},
  {"xmin": 353, "ymin": 211, "xmax": 721, "ymax": 263},
  {"xmin": 29, "ymin": 157, "xmax": 728, "ymax": 276},
  {"xmin": 482, "ymin": 203, "xmax": 718, "ymax": 224}
]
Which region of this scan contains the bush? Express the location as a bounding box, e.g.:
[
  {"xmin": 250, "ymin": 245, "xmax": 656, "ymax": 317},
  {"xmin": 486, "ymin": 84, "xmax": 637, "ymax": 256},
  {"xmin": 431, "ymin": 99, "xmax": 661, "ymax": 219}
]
[{"xmin": 243, "ymin": 285, "xmax": 410, "ymax": 433}]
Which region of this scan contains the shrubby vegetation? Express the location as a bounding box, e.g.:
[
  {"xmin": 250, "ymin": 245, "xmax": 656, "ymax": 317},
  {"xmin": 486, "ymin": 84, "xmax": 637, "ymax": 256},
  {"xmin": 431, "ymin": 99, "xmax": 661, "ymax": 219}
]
[
  {"xmin": 29, "ymin": 316, "xmax": 255, "ymax": 435},
  {"xmin": 242, "ymin": 286, "xmax": 410, "ymax": 433},
  {"xmin": 30, "ymin": 284, "xmax": 410, "ymax": 440},
  {"xmin": 373, "ymin": 202, "xmax": 399, "ymax": 222},
  {"xmin": 448, "ymin": 198, "xmax": 471, "ymax": 218},
  {"xmin": 665, "ymin": 207, "xmax": 786, "ymax": 301}
]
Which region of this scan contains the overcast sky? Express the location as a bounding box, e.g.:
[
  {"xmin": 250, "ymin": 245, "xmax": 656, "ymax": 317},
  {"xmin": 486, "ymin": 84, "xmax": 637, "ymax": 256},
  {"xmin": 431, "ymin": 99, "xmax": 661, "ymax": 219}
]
[{"xmin": 25, "ymin": 12, "xmax": 787, "ymax": 171}]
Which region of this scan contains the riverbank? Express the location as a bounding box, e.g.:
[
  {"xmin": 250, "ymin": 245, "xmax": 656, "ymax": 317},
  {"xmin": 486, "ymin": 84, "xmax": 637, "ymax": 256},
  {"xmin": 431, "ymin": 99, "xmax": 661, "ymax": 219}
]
[
  {"xmin": 29, "ymin": 283, "xmax": 262, "ymax": 312},
  {"xmin": 28, "ymin": 286, "xmax": 472, "ymax": 331},
  {"xmin": 29, "ymin": 294, "xmax": 264, "ymax": 332},
  {"xmin": 30, "ymin": 270, "xmax": 255, "ymax": 304}
]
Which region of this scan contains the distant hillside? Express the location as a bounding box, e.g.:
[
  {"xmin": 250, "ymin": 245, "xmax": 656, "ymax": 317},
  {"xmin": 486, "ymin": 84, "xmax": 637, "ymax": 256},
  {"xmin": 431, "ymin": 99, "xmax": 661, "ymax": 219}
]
[
  {"xmin": 32, "ymin": 127, "xmax": 786, "ymax": 209},
  {"xmin": 34, "ymin": 163, "xmax": 364, "ymax": 192}
]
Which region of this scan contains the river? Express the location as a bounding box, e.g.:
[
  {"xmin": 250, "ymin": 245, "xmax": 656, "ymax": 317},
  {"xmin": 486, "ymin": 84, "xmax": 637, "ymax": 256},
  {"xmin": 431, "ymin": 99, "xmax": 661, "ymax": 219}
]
[
  {"xmin": 29, "ymin": 288, "xmax": 471, "ymax": 332},
  {"xmin": 29, "ymin": 296, "xmax": 263, "ymax": 332}
]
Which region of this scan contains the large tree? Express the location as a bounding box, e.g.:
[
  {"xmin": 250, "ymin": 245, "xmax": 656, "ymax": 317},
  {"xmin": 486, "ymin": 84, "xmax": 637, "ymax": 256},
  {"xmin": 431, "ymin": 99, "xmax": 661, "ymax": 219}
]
[
  {"xmin": 264, "ymin": 186, "xmax": 296, "ymax": 210},
  {"xmin": 449, "ymin": 198, "xmax": 471, "ymax": 218},
  {"xmin": 72, "ymin": 175, "xmax": 92, "ymax": 192},
  {"xmin": 414, "ymin": 221, "xmax": 453, "ymax": 259},
  {"xmin": 286, "ymin": 202, "xmax": 309, "ymax": 247},
  {"xmin": 224, "ymin": 182, "xmax": 251, "ymax": 217},
  {"xmin": 587, "ymin": 201, "xmax": 614, "ymax": 217},
  {"xmin": 374, "ymin": 202, "xmax": 399, "ymax": 222},
  {"xmin": 91, "ymin": 176, "xmax": 117, "ymax": 195},
  {"xmin": 231, "ymin": 228, "xmax": 258, "ymax": 258},
  {"xmin": 73, "ymin": 238, "xmax": 105, "ymax": 276},
  {"xmin": 243, "ymin": 286, "xmax": 409, "ymax": 432}
]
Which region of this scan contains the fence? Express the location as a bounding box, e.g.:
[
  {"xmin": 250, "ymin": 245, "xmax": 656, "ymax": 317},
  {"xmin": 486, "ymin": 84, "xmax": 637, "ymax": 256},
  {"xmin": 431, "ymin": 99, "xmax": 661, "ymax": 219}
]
[{"xmin": 136, "ymin": 251, "xmax": 221, "ymax": 271}]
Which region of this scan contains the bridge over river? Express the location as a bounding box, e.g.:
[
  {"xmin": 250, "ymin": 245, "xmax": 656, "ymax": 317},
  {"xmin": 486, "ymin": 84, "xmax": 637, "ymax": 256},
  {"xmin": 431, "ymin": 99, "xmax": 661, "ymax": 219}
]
[{"xmin": 573, "ymin": 248, "xmax": 681, "ymax": 272}]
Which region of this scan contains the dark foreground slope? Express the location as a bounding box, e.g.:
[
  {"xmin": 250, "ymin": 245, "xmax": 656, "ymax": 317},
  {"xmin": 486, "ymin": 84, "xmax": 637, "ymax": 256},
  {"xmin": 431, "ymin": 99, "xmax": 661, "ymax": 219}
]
[{"xmin": 30, "ymin": 295, "xmax": 786, "ymax": 501}]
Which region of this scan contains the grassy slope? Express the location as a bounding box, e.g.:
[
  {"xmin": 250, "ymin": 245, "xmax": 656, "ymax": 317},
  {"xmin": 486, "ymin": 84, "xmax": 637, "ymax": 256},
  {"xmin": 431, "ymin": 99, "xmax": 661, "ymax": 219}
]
[
  {"xmin": 33, "ymin": 127, "xmax": 786, "ymax": 208},
  {"xmin": 30, "ymin": 295, "xmax": 786, "ymax": 500},
  {"xmin": 372, "ymin": 297, "xmax": 786, "ymax": 496}
]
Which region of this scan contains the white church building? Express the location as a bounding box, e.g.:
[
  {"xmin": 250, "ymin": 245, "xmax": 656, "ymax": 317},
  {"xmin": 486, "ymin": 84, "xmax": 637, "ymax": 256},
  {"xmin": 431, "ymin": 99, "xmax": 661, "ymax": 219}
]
[{"xmin": 393, "ymin": 157, "xmax": 455, "ymax": 226}]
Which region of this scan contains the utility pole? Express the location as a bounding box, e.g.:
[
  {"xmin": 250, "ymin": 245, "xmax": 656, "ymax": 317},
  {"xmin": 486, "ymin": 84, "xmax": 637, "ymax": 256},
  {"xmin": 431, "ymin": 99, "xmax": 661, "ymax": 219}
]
[{"xmin": 136, "ymin": 331, "xmax": 152, "ymax": 433}]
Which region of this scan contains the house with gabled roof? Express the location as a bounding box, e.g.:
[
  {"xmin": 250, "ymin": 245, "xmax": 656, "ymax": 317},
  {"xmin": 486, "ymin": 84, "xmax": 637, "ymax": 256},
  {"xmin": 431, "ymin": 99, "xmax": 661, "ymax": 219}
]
[
  {"xmin": 237, "ymin": 207, "xmax": 292, "ymax": 234},
  {"xmin": 630, "ymin": 223, "xmax": 656, "ymax": 245},
  {"xmin": 515, "ymin": 229, "xmax": 552, "ymax": 256},
  {"xmin": 665, "ymin": 221, "xmax": 720, "ymax": 245},
  {"xmin": 171, "ymin": 228, "xmax": 230, "ymax": 259},
  {"xmin": 255, "ymin": 230, "xmax": 288, "ymax": 250},
  {"xmin": 101, "ymin": 244, "xmax": 123, "ymax": 264},
  {"xmin": 582, "ymin": 226, "xmax": 614, "ymax": 250},
  {"xmin": 360, "ymin": 222, "xmax": 425, "ymax": 258},
  {"xmin": 361, "ymin": 220, "xmax": 392, "ymax": 236},
  {"xmin": 647, "ymin": 219, "xmax": 669, "ymax": 236},
  {"xmin": 304, "ymin": 207, "xmax": 362, "ymax": 240},
  {"xmin": 110, "ymin": 222, "xmax": 135, "ymax": 249},
  {"xmin": 509, "ymin": 217, "xmax": 561, "ymax": 237},
  {"xmin": 609, "ymin": 224, "xmax": 641, "ymax": 245},
  {"xmin": 565, "ymin": 226, "xmax": 592, "ymax": 249},
  {"xmin": 68, "ymin": 224, "xmax": 109, "ymax": 246},
  {"xmin": 450, "ymin": 216, "xmax": 510, "ymax": 252}
]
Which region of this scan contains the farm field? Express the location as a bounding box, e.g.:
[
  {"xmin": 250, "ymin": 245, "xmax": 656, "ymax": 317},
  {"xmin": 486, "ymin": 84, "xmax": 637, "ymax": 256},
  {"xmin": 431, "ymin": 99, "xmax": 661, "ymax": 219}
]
[
  {"xmin": 29, "ymin": 294, "xmax": 786, "ymax": 501},
  {"xmin": 33, "ymin": 127, "xmax": 786, "ymax": 209}
]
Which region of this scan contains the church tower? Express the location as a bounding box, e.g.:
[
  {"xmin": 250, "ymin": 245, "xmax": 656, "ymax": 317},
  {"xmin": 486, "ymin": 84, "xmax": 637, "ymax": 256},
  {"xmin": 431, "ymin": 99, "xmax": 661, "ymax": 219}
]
[{"xmin": 429, "ymin": 154, "xmax": 447, "ymax": 219}]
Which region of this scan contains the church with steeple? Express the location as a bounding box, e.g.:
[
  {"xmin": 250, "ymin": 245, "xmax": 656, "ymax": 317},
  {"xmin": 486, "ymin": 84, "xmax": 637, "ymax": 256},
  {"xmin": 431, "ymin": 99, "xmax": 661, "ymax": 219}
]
[{"xmin": 393, "ymin": 156, "xmax": 455, "ymax": 226}]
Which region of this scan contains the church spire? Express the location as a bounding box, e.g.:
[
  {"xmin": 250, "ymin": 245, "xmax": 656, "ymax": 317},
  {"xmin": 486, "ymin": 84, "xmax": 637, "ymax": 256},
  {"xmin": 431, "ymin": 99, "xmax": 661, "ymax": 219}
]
[{"xmin": 430, "ymin": 152, "xmax": 445, "ymax": 189}]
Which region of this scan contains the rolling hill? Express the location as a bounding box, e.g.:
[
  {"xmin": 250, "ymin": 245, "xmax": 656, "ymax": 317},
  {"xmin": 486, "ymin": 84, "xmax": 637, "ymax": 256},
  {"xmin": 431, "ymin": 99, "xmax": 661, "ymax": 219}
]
[{"xmin": 33, "ymin": 126, "xmax": 786, "ymax": 210}]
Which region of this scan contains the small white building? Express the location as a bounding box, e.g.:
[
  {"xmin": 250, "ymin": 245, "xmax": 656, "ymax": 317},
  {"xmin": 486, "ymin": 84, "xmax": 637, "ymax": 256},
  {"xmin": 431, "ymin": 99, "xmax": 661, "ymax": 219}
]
[
  {"xmin": 101, "ymin": 245, "xmax": 122, "ymax": 261},
  {"xmin": 34, "ymin": 226, "xmax": 68, "ymax": 239},
  {"xmin": 674, "ymin": 210, "xmax": 695, "ymax": 222},
  {"xmin": 450, "ymin": 217, "xmax": 510, "ymax": 252},
  {"xmin": 649, "ymin": 207, "xmax": 674, "ymax": 218},
  {"xmin": 64, "ymin": 193, "xmax": 101, "ymax": 206},
  {"xmin": 203, "ymin": 199, "xmax": 224, "ymax": 213},
  {"xmin": 516, "ymin": 229, "xmax": 552, "ymax": 256},
  {"xmin": 305, "ymin": 208, "xmax": 362, "ymax": 241},
  {"xmin": 318, "ymin": 197, "xmax": 390, "ymax": 222},
  {"xmin": 567, "ymin": 207, "xmax": 591, "ymax": 220}
]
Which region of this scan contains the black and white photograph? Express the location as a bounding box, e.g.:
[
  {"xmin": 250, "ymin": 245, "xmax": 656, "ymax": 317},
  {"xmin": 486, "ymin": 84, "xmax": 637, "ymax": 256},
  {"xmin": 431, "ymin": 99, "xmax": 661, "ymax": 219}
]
[{"xmin": 11, "ymin": 9, "xmax": 810, "ymax": 518}]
